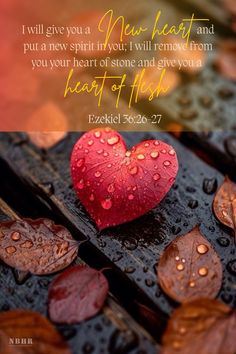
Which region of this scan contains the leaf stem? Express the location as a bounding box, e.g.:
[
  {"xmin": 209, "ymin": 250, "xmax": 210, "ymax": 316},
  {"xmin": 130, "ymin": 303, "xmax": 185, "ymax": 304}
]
[{"xmin": 100, "ymin": 267, "xmax": 113, "ymax": 273}]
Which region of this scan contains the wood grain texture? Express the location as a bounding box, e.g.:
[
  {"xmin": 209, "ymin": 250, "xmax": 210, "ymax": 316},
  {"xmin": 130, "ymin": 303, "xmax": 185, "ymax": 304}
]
[
  {"xmin": 0, "ymin": 198, "xmax": 158, "ymax": 354},
  {"xmin": 0, "ymin": 132, "xmax": 235, "ymax": 317}
]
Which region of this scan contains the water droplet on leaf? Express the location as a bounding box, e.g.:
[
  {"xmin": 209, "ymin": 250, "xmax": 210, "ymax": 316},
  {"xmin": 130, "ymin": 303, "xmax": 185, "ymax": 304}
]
[
  {"xmin": 153, "ymin": 173, "xmax": 160, "ymax": 181},
  {"xmin": 11, "ymin": 232, "xmax": 21, "ymax": 241},
  {"xmin": 77, "ymin": 179, "xmax": 84, "ymax": 190},
  {"xmin": 197, "ymin": 244, "xmax": 209, "ymax": 254},
  {"xmin": 6, "ymin": 246, "xmax": 17, "ymax": 254},
  {"xmin": 163, "ymin": 160, "xmax": 171, "ymax": 167},
  {"xmin": 198, "ymin": 267, "xmax": 208, "ymax": 276},
  {"xmin": 107, "ymin": 136, "xmax": 119, "ymax": 146},
  {"xmin": 101, "ymin": 198, "xmax": 113, "ymax": 210},
  {"xmin": 76, "ymin": 159, "xmax": 84, "ymax": 168},
  {"xmin": 177, "ymin": 264, "xmax": 185, "ymax": 271},
  {"xmin": 129, "ymin": 166, "xmax": 138, "ymax": 175},
  {"xmin": 137, "ymin": 154, "xmax": 145, "ymax": 160},
  {"xmin": 94, "ymin": 131, "xmax": 101, "ymax": 138},
  {"xmin": 150, "ymin": 151, "xmax": 159, "ymax": 159}
]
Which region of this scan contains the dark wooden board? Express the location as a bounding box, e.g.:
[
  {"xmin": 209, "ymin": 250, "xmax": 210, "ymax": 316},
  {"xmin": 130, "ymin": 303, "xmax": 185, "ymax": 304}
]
[
  {"xmin": 0, "ymin": 132, "xmax": 235, "ymax": 320},
  {"xmin": 181, "ymin": 131, "xmax": 236, "ymax": 182},
  {"xmin": 0, "ymin": 197, "xmax": 158, "ymax": 354}
]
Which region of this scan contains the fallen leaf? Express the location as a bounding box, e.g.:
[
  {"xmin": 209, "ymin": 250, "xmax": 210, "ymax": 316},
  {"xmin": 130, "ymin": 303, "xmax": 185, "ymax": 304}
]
[
  {"xmin": 0, "ymin": 218, "xmax": 79, "ymax": 275},
  {"xmin": 71, "ymin": 128, "xmax": 178, "ymax": 230},
  {"xmin": 161, "ymin": 298, "xmax": 236, "ymax": 354},
  {"xmin": 213, "ymin": 176, "xmax": 236, "ymax": 242},
  {"xmin": 48, "ymin": 265, "xmax": 109, "ymax": 324},
  {"xmin": 157, "ymin": 226, "xmax": 222, "ymax": 303},
  {"xmin": 0, "ymin": 310, "xmax": 71, "ymax": 354},
  {"xmin": 0, "ymin": 330, "xmax": 19, "ymax": 354},
  {"xmin": 222, "ymin": 0, "xmax": 236, "ymax": 16},
  {"xmin": 216, "ymin": 41, "xmax": 236, "ymax": 81}
]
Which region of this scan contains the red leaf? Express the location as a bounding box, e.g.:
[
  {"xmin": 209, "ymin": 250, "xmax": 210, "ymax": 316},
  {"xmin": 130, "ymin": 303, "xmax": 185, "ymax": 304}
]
[
  {"xmin": 213, "ymin": 176, "xmax": 236, "ymax": 242},
  {"xmin": 48, "ymin": 265, "xmax": 109, "ymax": 324},
  {"xmin": 71, "ymin": 128, "xmax": 178, "ymax": 230},
  {"xmin": 157, "ymin": 226, "xmax": 223, "ymax": 303},
  {"xmin": 0, "ymin": 310, "xmax": 71, "ymax": 354},
  {"xmin": 0, "ymin": 218, "xmax": 79, "ymax": 275},
  {"xmin": 161, "ymin": 299, "xmax": 236, "ymax": 354}
]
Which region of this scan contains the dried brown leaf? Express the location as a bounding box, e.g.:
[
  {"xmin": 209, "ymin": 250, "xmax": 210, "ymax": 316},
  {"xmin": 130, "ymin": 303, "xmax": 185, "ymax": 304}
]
[
  {"xmin": 0, "ymin": 218, "xmax": 79, "ymax": 275},
  {"xmin": 161, "ymin": 299, "xmax": 236, "ymax": 354},
  {"xmin": 213, "ymin": 176, "xmax": 236, "ymax": 242},
  {"xmin": 0, "ymin": 310, "xmax": 71, "ymax": 354},
  {"xmin": 157, "ymin": 226, "xmax": 223, "ymax": 303}
]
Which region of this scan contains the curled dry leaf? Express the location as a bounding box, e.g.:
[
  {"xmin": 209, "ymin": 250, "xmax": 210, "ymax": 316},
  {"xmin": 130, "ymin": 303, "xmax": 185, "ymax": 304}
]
[
  {"xmin": 157, "ymin": 226, "xmax": 223, "ymax": 303},
  {"xmin": 216, "ymin": 41, "xmax": 236, "ymax": 81},
  {"xmin": 48, "ymin": 265, "xmax": 109, "ymax": 324},
  {"xmin": 0, "ymin": 310, "xmax": 71, "ymax": 354},
  {"xmin": 213, "ymin": 176, "xmax": 236, "ymax": 242},
  {"xmin": 161, "ymin": 299, "xmax": 236, "ymax": 354},
  {"xmin": 0, "ymin": 218, "xmax": 79, "ymax": 275}
]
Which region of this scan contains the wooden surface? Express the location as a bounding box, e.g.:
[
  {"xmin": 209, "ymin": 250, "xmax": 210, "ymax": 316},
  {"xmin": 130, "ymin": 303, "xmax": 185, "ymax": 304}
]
[
  {"xmin": 0, "ymin": 0, "xmax": 236, "ymax": 352},
  {"xmin": 0, "ymin": 197, "xmax": 159, "ymax": 354},
  {"xmin": 0, "ymin": 131, "xmax": 235, "ymax": 317}
]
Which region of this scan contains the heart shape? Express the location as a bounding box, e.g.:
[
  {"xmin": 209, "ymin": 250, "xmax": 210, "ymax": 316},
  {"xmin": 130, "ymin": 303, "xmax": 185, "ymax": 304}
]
[{"xmin": 71, "ymin": 128, "xmax": 179, "ymax": 230}]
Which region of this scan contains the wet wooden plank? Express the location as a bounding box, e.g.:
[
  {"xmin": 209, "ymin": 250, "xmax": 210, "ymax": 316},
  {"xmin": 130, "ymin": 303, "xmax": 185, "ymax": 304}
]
[
  {"xmin": 0, "ymin": 197, "xmax": 158, "ymax": 354},
  {"xmin": 0, "ymin": 132, "xmax": 235, "ymax": 319},
  {"xmin": 181, "ymin": 131, "xmax": 236, "ymax": 182}
]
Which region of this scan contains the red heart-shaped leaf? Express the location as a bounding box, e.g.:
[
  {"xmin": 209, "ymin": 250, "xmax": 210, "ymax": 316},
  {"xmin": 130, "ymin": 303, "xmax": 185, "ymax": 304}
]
[
  {"xmin": 48, "ymin": 265, "xmax": 109, "ymax": 324},
  {"xmin": 71, "ymin": 128, "xmax": 178, "ymax": 230}
]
